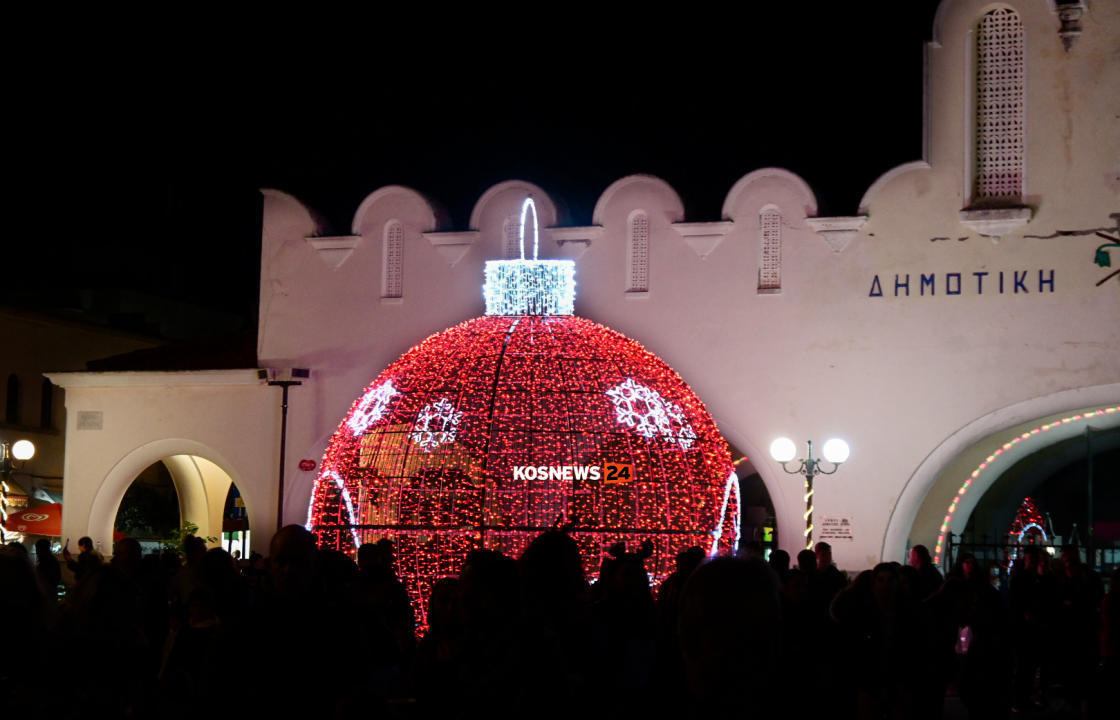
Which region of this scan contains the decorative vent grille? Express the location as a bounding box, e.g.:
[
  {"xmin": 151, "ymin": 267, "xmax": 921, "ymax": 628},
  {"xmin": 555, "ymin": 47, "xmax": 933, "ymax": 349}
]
[
  {"xmin": 975, "ymin": 8, "xmax": 1024, "ymax": 203},
  {"xmin": 382, "ymin": 222, "xmax": 404, "ymax": 298},
  {"xmin": 759, "ymin": 210, "xmax": 782, "ymax": 292},
  {"xmin": 628, "ymin": 212, "xmax": 649, "ymax": 292},
  {"xmin": 503, "ymin": 217, "xmax": 521, "ymax": 259}
]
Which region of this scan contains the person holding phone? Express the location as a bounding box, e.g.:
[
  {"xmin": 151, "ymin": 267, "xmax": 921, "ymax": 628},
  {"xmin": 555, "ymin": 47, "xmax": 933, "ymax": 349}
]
[{"xmin": 62, "ymin": 536, "xmax": 103, "ymax": 583}]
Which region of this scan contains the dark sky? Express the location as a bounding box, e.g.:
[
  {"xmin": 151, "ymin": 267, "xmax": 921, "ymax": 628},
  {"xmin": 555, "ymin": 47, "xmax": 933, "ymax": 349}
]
[{"xmin": 8, "ymin": 3, "xmax": 941, "ymax": 337}]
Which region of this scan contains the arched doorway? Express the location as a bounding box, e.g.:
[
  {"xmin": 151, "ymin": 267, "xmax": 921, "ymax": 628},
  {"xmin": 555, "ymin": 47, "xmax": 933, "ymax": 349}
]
[
  {"xmin": 220, "ymin": 483, "xmax": 250, "ymax": 558},
  {"xmin": 89, "ymin": 439, "xmax": 254, "ymax": 557},
  {"xmin": 114, "ymin": 461, "xmax": 180, "ymax": 554},
  {"xmin": 732, "ymin": 456, "xmax": 779, "ymax": 557},
  {"xmin": 112, "ymin": 458, "xmax": 253, "ymax": 557},
  {"xmin": 882, "ymin": 389, "xmax": 1120, "ymax": 569},
  {"xmin": 958, "ymin": 429, "xmax": 1120, "ymax": 572}
]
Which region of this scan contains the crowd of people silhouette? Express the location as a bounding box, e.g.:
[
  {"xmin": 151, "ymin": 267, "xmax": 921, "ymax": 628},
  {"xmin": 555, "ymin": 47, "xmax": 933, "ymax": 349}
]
[{"xmin": 1, "ymin": 529, "xmax": 1116, "ymax": 718}]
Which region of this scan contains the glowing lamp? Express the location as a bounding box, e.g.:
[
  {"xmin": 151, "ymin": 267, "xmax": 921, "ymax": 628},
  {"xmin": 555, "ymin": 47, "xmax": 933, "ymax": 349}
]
[
  {"xmin": 11, "ymin": 440, "xmax": 35, "ymax": 461},
  {"xmin": 769, "ymin": 437, "xmax": 796, "ymax": 463},
  {"xmin": 821, "ymin": 438, "xmax": 850, "ymax": 464},
  {"xmin": 769, "ymin": 436, "xmax": 849, "ymax": 550}
]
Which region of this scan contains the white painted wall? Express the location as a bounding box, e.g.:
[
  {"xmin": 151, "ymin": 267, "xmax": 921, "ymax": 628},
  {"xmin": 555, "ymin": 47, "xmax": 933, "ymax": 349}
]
[{"xmin": 48, "ymin": 372, "xmax": 280, "ymax": 552}]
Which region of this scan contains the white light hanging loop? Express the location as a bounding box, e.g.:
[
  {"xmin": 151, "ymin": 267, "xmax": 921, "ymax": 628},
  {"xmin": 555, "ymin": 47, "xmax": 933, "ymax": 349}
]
[
  {"xmin": 519, "ymin": 196, "xmax": 539, "ymax": 261},
  {"xmin": 483, "ymin": 195, "xmax": 575, "ymax": 316}
]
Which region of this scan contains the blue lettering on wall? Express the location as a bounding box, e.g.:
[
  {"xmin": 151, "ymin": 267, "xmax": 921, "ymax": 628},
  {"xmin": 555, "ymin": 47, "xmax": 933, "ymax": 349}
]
[{"xmin": 867, "ymin": 270, "xmax": 1054, "ymax": 298}]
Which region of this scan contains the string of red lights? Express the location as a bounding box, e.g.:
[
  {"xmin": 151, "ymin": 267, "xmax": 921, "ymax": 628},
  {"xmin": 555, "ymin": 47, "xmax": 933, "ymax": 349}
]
[{"xmin": 308, "ymin": 314, "xmax": 736, "ymax": 629}]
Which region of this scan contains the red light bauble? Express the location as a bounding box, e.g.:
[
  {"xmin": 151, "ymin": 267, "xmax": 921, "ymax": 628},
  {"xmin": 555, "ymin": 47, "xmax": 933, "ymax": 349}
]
[
  {"xmin": 308, "ymin": 200, "xmax": 737, "ymax": 631},
  {"xmin": 309, "ymin": 315, "xmax": 737, "ymax": 629}
]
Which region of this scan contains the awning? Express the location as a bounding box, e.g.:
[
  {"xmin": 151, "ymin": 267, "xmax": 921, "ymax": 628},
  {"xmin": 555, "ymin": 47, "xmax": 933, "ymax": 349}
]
[
  {"xmin": 3, "ymin": 502, "xmax": 62, "ymax": 537},
  {"xmin": 2, "ymin": 478, "xmax": 30, "ymax": 501}
]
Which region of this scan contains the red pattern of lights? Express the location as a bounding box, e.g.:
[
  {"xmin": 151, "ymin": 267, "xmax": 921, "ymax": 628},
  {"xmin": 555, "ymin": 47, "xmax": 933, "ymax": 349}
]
[{"xmin": 308, "ymin": 315, "xmax": 735, "ymax": 629}]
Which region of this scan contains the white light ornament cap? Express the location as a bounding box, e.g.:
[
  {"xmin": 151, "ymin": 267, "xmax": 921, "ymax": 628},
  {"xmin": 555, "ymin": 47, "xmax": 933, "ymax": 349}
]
[
  {"xmin": 822, "ymin": 438, "xmax": 850, "ymax": 464},
  {"xmin": 11, "ymin": 439, "xmax": 35, "ymax": 461},
  {"xmin": 483, "ymin": 197, "xmax": 575, "ymax": 316},
  {"xmin": 769, "ymin": 437, "xmax": 797, "ymax": 463}
]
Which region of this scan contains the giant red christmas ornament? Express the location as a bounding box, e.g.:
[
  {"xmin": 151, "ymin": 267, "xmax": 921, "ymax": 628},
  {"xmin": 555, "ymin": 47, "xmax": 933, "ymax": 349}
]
[{"xmin": 308, "ymin": 198, "xmax": 739, "ymax": 629}]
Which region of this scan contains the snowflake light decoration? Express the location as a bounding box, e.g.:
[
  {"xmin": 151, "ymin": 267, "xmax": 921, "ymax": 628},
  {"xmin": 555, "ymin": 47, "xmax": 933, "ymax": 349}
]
[
  {"xmin": 606, "ymin": 378, "xmax": 697, "ymax": 450},
  {"xmin": 346, "ymin": 380, "xmax": 398, "ymax": 436},
  {"xmin": 410, "ymin": 397, "xmax": 463, "ymax": 451}
]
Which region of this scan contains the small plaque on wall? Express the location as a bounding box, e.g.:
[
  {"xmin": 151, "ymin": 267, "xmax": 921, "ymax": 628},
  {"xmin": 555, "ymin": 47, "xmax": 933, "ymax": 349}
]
[
  {"xmin": 76, "ymin": 411, "xmax": 103, "ymax": 430},
  {"xmin": 819, "ymin": 516, "xmax": 854, "ymax": 542}
]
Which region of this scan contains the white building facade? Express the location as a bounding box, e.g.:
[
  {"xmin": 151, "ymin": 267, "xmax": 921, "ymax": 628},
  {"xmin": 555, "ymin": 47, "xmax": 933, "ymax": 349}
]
[{"xmin": 51, "ymin": 0, "xmax": 1119, "ymax": 570}]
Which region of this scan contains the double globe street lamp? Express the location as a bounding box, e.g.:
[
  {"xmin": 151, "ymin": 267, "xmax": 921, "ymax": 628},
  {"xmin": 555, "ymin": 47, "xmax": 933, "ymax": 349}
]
[{"xmin": 770, "ymin": 437, "xmax": 849, "ymax": 550}]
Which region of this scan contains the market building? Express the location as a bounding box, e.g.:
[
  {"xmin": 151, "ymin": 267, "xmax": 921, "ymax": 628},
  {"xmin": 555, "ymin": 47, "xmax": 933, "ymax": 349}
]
[{"xmin": 46, "ymin": 0, "xmax": 1119, "ymax": 574}]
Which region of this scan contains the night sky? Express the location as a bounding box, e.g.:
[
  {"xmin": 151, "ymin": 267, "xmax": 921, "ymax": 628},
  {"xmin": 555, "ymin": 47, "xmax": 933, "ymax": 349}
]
[{"xmin": 7, "ymin": 3, "xmax": 941, "ymax": 338}]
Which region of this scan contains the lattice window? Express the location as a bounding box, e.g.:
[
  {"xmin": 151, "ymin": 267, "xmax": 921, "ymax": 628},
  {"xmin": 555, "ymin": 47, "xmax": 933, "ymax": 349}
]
[
  {"xmin": 503, "ymin": 217, "xmax": 521, "ymax": 259},
  {"xmin": 974, "ymin": 8, "xmax": 1024, "ymax": 203},
  {"xmin": 382, "ymin": 221, "xmax": 404, "ymax": 298},
  {"xmin": 627, "ymin": 212, "xmax": 649, "ymax": 293},
  {"xmin": 758, "ymin": 208, "xmax": 781, "ymax": 292}
]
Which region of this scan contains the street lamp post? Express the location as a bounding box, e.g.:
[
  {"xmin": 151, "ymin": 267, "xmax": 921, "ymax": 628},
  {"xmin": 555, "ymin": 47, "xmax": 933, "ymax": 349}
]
[
  {"xmin": 1, "ymin": 439, "xmax": 36, "ymax": 543},
  {"xmin": 770, "ymin": 437, "xmax": 849, "ymax": 550}
]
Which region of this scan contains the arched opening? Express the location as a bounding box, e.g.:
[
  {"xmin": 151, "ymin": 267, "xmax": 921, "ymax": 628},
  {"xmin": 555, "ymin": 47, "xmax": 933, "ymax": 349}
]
[
  {"xmin": 733, "ymin": 458, "xmax": 779, "ymax": 557},
  {"xmin": 957, "ymin": 428, "xmax": 1120, "ymax": 573},
  {"xmin": 109, "ymin": 454, "xmax": 251, "ymax": 556},
  {"xmin": 114, "ymin": 461, "xmax": 181, "ymax": 554},
  {"xmin": 889, "ymin": 399, "xmax": 1120, "ymax": 575},
  {"xmin": 220, "ymin": 482, "xmax": 250, "ymax": 559}
]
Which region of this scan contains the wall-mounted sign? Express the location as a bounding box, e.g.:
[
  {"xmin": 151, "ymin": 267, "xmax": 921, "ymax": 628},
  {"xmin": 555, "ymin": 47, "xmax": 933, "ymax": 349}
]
[
  {"xmin": 76, "ymin": 411, "xmax": 103, "ymax": 430},
  {"xmin": 819, "ymin": 516, "xmax": 854, "ymax": 542},
  {"xmin": 869, "ymin": 270, "xmax": 1055, "ymax": 297},
  {"xmin": 298, "ymin": 459, "xmax": 317, "ymax": 472}
]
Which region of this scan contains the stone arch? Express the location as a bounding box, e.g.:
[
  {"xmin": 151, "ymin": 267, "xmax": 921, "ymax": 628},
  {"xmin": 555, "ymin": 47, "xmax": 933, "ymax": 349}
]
[
  {"xmin": 721, "ymin": 433, "xmax": 794, "ymax": 557},
  {"xmin": 722, "ymin": 167, "xmax": 817, "ymax": 221},
  {"xmin": 881, "ymin": 383, "xmax": 1120, "ymax": 564},
  {"xmin": 932, "ymin": 0, "xmax": 1027, "ymax": 48},
  {"xmin": 87, "ymin": 438, "xmax": 254, "ymax": 552},
  {"xmin": 351, "ymin": 185, "xmax": 438, "ymax": 236},
  {"xmin": 858, "ymin": 161, "xmax": 932, "ymax": 215},
  {"xmin": 260, "ymin": 188, "xmax": 329, "ymax": 237},
  {"xmin": 592, "ymin": 174, "xmax": 685, "ymax": 227},
  {"xmin": 469, "ymin": 180, "xmax": 557, "ymax": 232}
]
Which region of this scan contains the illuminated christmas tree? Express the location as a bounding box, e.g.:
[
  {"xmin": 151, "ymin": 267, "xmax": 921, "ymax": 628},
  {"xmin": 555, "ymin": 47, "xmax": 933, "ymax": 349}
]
[
  {"xmin": 1007, "ymin": 496, "xmax": 1047, "ymax": 544},
  {"xmin": 308, "ymin": 198, "xmax": 739, "ymax": 629}
]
